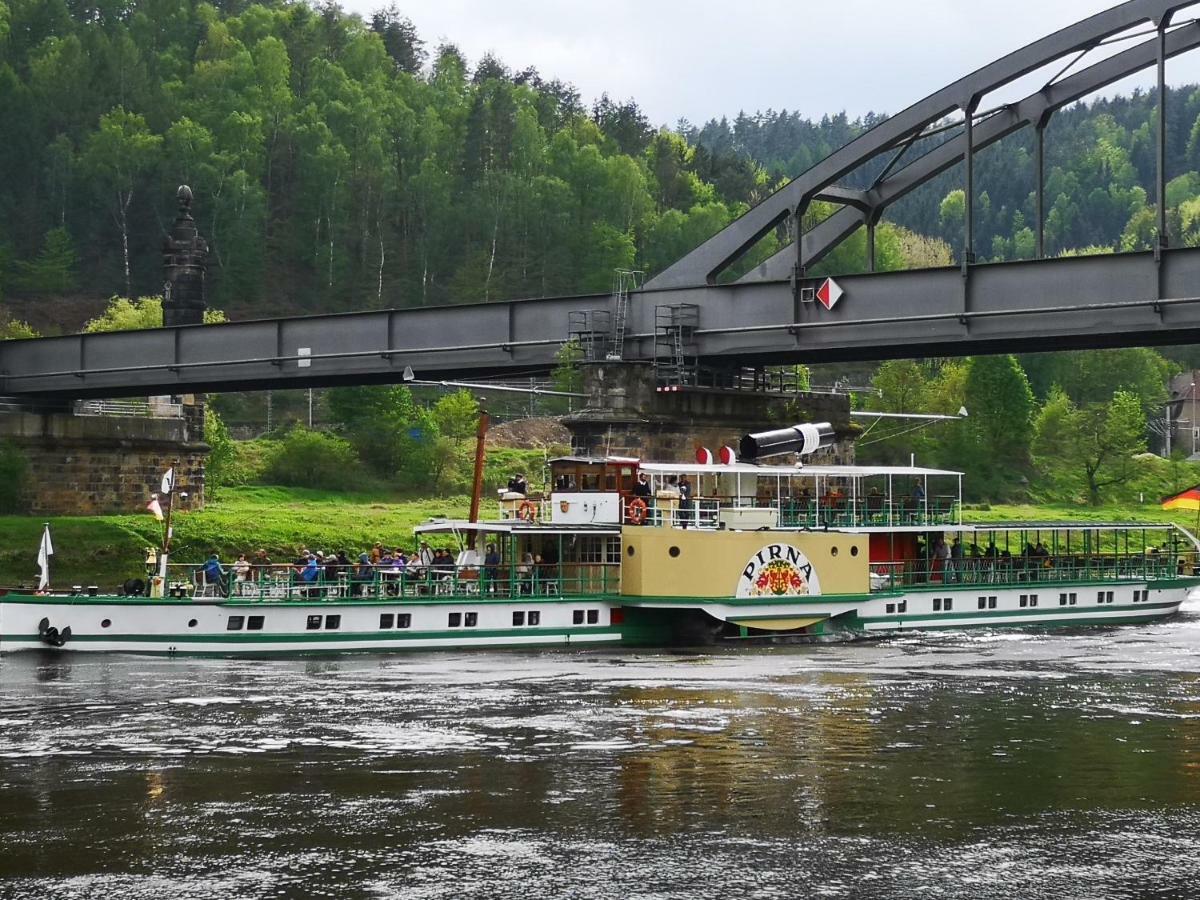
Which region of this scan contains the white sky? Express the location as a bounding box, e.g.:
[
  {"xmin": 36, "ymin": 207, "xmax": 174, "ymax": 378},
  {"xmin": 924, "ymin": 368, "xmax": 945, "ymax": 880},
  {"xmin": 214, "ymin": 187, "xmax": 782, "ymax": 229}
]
[{"xmin": 341, "ymin": 0, "xmax": 1200, "ymax": 126}]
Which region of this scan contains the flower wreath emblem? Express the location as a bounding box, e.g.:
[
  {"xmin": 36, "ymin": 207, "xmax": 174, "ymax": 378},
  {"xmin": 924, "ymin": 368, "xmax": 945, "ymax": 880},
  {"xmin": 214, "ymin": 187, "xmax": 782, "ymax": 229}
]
[
  {"xmin": 750, "ymin": 559, "xmax": 810, "ymax": 597},
  {"xmin": 559, "ymin": 500, "xmax": 570, "ymax": 513}
]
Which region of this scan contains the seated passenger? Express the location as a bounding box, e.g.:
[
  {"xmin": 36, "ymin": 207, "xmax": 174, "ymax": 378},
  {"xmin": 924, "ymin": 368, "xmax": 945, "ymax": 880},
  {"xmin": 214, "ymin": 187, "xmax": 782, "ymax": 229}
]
[{"xmin": 202, "ymin": 553, "xmax": 227, "ymax": 594}]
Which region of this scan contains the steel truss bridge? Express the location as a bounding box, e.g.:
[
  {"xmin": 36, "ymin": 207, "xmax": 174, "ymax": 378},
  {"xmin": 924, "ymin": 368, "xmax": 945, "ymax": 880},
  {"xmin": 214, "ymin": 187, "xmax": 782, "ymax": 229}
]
[{"xmin": 4, "ymin": 0, "xmax": 1200, "ymax": 399}]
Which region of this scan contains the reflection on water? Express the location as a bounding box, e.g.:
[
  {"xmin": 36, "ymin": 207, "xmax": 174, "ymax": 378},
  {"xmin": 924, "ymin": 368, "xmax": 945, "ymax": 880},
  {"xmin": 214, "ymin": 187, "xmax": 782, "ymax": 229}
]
[{"xmin": 3, "ymin": 605, "xmax": 1200, "ymax": 898}]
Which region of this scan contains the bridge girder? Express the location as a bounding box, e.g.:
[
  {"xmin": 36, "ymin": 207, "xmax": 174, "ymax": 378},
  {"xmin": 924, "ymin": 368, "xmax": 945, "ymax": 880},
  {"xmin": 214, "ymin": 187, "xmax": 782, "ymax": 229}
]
[
  {"xmin": 5, "ymin": 248, "xmax": 1200, "ymax": 398},
  {"xmin": 648, "ymin": 0, "xmax": 1200, "ymax": 289}
]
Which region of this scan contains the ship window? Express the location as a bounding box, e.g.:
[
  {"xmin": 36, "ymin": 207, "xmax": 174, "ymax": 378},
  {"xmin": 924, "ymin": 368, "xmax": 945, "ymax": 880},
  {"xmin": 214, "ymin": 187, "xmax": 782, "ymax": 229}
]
[
  {"xmin": 188, "ymin": 618, "xmax": 198, "ymax": 628},
  {"xmin": 529, "ymin": 610, "xmax": 541, "ymax": 626},
  {"xmin": 465, "ymin": 612, "xmax": 478, "ymax": 627},
  {"xmin": 1019, "ymin": 595, "xmax": 1027, "ymax": 608},
  {"xmin": 513, "ymin": 611, "xmax": 525, "ymax": 626},
  {"xmin": 247, "ymin": 615, "xmax": 264, "ymax": 631},
  {"xmin": 1069, "ymin": 593, "xmax": 1077, "ymax": 605},
  {"xmin": 1106, "ymin": 591, "xmax": 1114, "ymax": 604},
  {"xmin": 227, "ymin": 616, "xmax": 245, "ymax": 631},
  {"xmin": 978, "ymin": 597, "xmax": 986, "ymax": 610},
  {"xmin": 885, "ymin": 603, "xmax": 895, "ymax": 614},
  {"xmin": 933, "ymin": 598, "xmax": 942, "ymax": 612},
  {"xmin": 307, "ymin": 615, "xmax": 322, "ymax": 630},
  {"xmin": 448, "ymin": 613, "xmax": 462, "ymax": 627},
  {"xmin": 944, "ymin": 599, "xmax": 953, "ymax": 611},
  {"xmin": 627, "ymin": 545, "xmax": 635, "ymax": 557},
  {"xmin": 1097, "ymin": 592, "xmax": 1105, "ymax": 603},
  {"xmin": 101, "ymin": 618, "xmax": 112, "ymax": 628},
  {"xmin": 897, "ymin": 601, "xmax": 907, "ymax": 613},
  {"xmin": 1030, "ymin": 595, "xmax": 1038, "ymax": 608},
  {"xmin": 988, "ymin": 596, "xmax": 997, "ymax": 609},
  {"xmin": 1059, "ymin": 593, "xmax": 1068, "ymax": 606},
  {"xmin": 607, "ymin": 537, "xmax": 622, "ymax": 564},
  {"xmin": 850, "ymin": 546, "xmax": 859, "ymax": 557},
  {"xmin": 325, "ymin": 615, "xmax": 341, "ymax": 630},
  {"xmin": 587, "ymin": 609, "xmax": 599, "ymax": 624},
  {"xmin": 1134, "ymin": 590, "xmax": 1141, "ymax": 602},
  {"xmin": 831, "ymin": 546, "xmax": 839, "ymax": 557},
  {"xmin": 397, "ymin": 614, "xmax": 411, "ymax": 628},
  {"xmin": 379, "ymin": 613, "xmax": 394, "ymax": 629},
  {"xmin": 669, "ymin": 546, "xmax": 680, "ymax": 558},
  {"xmin": 573, "ymin": 610, "xmax": 584, "ymax": 624}
]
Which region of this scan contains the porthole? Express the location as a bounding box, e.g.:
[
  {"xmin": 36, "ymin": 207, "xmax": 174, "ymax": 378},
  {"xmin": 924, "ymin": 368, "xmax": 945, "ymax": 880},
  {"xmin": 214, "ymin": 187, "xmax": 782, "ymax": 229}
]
[
  {"xmin": 627, "ymin": 546, "xmax": 635, "ymax": 557},
  {"xmin": 831, "ymin": 546, "xmax": 839, "ymax": 557},
  {"xmin": 100, "ymin": 618, "xmax": 111, "ymax": 628},
  {"xmin": 187, "ymin": 618, "xmax": 198, "ymax": 628},
  {"xmin": 850, "ymin": 546, "xmax": 859, "ymax": 557},
  {"xmin": 668, "ymin": 546, "xmax": 680, "ymax": 558}
]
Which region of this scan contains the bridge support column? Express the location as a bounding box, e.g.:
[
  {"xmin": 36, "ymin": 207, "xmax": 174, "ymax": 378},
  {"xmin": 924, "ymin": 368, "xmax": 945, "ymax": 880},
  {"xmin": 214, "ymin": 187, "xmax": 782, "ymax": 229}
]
[
  {"xmin": 562, "ymin": 361, "xmax": 855, "ymax": 464},
  {"xmin": 1156, "ymin": 18, "xmax": 1171, "ymax": 258}
]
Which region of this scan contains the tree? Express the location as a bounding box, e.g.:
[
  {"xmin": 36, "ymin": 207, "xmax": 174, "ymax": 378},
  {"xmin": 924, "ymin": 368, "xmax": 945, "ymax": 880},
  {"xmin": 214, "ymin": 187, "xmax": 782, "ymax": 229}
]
[
  {"xmin": 962, "ymin": 355, "xmax": 1035, "ymax": 498},
  {"xmin": 1033, "ymin": 390, "xmax": 1148, "ymax": 505},
  {"xmin": 81, "ymin": 107, "xmax": 161, "ymax": 298},
  {"xmin": 551, "ymin": 339, "xmax": 584, "ymax": 393},
  {"xmin": 369, "ymin": 4, "xmax": 424, "ymax": 74},
  {"xmin": 12, "ymin": 227, "xmax": 77, "ymax": 294},
  {"xmin": 82, "ymin": 296, "xmax": 226, "ymax": 332}
]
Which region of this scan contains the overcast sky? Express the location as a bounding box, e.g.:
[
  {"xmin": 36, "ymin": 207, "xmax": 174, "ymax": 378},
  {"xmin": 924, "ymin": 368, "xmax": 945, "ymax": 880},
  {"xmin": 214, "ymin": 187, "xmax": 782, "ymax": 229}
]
[{"xmin": 340, "ymin": 0, "xmax": 1200, "ymax": 126}]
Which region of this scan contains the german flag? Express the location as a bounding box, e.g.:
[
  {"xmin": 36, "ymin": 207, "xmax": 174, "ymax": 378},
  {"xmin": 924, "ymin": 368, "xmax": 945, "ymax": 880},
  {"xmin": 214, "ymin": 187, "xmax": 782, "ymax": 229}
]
[{"xmin": 1161, "ymin": 486, "xmax": 1200, "ymax": 511}]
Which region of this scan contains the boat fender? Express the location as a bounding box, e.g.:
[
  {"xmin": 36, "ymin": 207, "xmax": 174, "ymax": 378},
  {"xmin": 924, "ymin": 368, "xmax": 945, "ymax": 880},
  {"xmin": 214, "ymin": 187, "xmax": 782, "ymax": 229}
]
[{"xmin": 37, "ymin": 617, "xmax": 71, "ymax": 648}]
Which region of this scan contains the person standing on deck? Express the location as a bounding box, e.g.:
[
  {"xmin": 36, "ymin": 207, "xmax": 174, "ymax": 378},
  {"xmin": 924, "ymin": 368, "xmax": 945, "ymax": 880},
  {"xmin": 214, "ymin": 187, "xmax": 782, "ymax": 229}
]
[
  {"xmin": 949, "ymin": 537, "xmax": 963, "ymax": 583},
  {"xmin": 484, "ymin": 543, "xmax": 501, "ymax": 594}
]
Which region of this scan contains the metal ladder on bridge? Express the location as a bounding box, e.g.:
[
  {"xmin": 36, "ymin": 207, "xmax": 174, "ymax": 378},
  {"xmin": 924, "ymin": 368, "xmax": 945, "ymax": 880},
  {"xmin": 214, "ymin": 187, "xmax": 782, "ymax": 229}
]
[{"xmin": 607, "ymin": 270, "xmax": 643, "ymax": 360}]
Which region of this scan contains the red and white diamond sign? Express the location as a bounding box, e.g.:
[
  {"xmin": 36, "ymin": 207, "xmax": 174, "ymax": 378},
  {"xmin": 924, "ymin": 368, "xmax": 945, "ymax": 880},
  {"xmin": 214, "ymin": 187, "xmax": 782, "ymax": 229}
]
[{"xmin": 816, "ymin": 277, "xmax": 844, "ymax": 310}]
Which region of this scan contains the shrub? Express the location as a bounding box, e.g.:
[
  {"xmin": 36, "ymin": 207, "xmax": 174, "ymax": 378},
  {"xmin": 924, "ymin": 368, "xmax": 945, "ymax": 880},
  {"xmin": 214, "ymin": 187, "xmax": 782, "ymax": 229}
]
[
  {"xmin": 0, "ymin": 443, "xmax": 29, "ymax": 513},
  {"xmin": 264, "ymin": 428, "xmax": 362, "ymax": 490}
]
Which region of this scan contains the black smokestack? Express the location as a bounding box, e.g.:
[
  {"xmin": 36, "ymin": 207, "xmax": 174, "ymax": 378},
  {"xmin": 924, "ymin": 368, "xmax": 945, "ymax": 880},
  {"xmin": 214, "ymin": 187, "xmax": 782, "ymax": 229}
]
[{"xmin": 740, "ymin": 422, "xmax": 835, "ymax": 462}]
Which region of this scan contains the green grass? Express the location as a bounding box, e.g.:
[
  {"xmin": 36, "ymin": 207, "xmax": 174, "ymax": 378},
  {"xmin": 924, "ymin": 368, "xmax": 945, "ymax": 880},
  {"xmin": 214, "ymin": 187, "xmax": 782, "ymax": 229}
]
[
  {"xmin": 968, "ymin": 502, "xmax": 1200, "ymax": 529},
  {"xmin": 0, "ymin": 486, "xmax": 470, "ymax": 589}
]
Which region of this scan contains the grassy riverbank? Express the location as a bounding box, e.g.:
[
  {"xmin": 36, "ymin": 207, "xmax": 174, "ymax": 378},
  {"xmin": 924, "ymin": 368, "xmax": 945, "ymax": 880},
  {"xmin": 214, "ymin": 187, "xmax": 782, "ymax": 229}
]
[
  {"xmin": 0, "ymin": 487, "xmax": 470, "ymax": 588},
  {"xmin": 1, "ymin": 490, "xmax": 1197, "ymax": 589}
]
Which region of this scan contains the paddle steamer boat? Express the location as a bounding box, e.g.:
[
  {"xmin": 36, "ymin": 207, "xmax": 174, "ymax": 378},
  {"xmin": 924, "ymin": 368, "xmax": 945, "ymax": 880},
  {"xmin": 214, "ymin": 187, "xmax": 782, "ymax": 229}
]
[{"xmin": 2, "ymin": 423, "xmax": 1196, "ymax": 654}]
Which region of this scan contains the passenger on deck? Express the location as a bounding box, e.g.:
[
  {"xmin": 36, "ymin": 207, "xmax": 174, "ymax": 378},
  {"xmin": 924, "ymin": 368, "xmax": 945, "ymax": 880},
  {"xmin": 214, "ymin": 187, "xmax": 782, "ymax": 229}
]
[
  {"xmin": 931, "ymin": 536, "xmax": 949, "ymax": 582},
  {"xmin": 253, "ymin": 548, "xmax": 271, "ymax": 581},
  {"xmin": 299, "ymin": 552, "xmax": 321, "ymax": 597},
  {"xmin": 484, "ymin": 543, "xmax": 501, "ymax": 593},
  {"xmin": 203, "ymin": 553, "xmax": 228, "ymax": 594},
  {"xmin": 633, "ymin": 473, "xmax": 652, "ymax": 499},
  {"xmin": 948, "ymin": 537, "xmax": 963, "ymax": 583},
  {"xmin": 519, "ymin": 550, "xmax": 535, "ymax": 594},
  {"xmin": 232, "ymin": 553, "xmax": 251, "ymax": 583},
  {"xmin": 370, "ymin": 542, "xmax": 383, "ymax": 564},
  {"xmin": 508, "ymin": 473, "xmax": 529, "ymax": 496},
  {"xmin": 678, "ymin": 476, "xmax": 693, "ymax": 527},
  {"xmin": 353, "ymin": 553, "xmax": 373, "ymax": 596},
  {"xmin": 323, "ymin": 552, "xmax": 340, "ymax": 584},
  {"xmin": 415, "ymin": 541, "xmax": 434, "ymax": 578}
]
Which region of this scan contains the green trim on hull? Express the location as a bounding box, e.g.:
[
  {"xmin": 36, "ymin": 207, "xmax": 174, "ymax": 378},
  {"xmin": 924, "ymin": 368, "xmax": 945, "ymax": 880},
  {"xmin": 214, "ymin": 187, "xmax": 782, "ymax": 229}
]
[{"xmin": 0, "ymin": 625, "xmax": 621, "ymax": 646}]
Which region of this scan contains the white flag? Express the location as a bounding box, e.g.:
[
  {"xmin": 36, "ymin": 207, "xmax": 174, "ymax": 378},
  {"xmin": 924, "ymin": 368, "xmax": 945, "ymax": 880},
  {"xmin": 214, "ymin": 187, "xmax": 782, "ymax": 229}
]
[
  {"xmin": 146, "ymin": 494, "xmax": 164, "ymax": 522},
  {"xmin": 37, "ymin": 525, "xmax": 53, "ymax": 591},
  {"xmin": 160, "ymin": 468, "xmax": 175, "ymax": 496}
]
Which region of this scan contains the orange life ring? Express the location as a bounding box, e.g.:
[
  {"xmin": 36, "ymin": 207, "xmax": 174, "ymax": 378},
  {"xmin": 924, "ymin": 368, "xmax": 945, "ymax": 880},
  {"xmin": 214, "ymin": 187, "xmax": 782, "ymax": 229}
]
[
  {"xmin": 626, "ymin": 497, "xmax": 648, "ymax": 525},
  {"xmin": 517, "ymin": 500, "xmax": 537, "ymax": 522}
]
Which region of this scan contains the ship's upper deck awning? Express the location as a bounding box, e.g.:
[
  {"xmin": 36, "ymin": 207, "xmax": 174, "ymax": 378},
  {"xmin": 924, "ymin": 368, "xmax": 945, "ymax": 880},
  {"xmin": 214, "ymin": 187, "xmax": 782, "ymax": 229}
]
[
  {"xmin": 414, "ymin": 520, "xmax": 622, "ymax": 536},
  {"xmin": 637, "ymin": 462, "xmax": 962, "ymax": 478}
]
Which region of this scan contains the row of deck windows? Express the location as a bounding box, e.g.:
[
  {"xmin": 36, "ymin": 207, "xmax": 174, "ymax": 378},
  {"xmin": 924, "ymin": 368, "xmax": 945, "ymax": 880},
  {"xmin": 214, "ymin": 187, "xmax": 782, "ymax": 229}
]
[
  {"xmin": 225, "ymin": 608, "xmax": 605, "ymax": 633},
  {"xmin": 1098, "ymin": 591, "xmax": 1115, "ymax": 604}
]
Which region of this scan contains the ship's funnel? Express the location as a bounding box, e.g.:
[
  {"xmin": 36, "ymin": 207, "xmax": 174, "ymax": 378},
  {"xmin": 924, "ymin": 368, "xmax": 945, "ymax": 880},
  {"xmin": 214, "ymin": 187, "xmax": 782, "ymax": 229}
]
[{"xmin": 739, "ymin": 422, "xmax": 835, "ymax": 462}]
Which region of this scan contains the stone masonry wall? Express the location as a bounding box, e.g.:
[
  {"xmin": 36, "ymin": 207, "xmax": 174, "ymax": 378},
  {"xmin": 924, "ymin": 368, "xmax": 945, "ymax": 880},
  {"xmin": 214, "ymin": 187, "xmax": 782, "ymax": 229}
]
[
  {"xmin": 0, "ymin": 399, "xmax": 208, "ymax": 516},
  {"xmin": 563, "ymin": 361, "xmax": 857, "ymax": 465}
]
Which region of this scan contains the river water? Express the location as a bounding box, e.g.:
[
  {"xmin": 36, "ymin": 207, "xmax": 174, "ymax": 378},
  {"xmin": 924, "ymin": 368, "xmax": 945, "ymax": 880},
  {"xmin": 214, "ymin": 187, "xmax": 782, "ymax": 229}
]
[{"xmin": 2, "ymin": 602, "xmax": 1200, "ymax": 900}]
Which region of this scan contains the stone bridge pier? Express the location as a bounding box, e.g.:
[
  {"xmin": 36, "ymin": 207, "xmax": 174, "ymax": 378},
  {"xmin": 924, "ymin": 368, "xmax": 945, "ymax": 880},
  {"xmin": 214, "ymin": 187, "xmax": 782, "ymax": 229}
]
[{"xmin": 562, "ymin": 361, "xmax": 856, "ymax": 464}]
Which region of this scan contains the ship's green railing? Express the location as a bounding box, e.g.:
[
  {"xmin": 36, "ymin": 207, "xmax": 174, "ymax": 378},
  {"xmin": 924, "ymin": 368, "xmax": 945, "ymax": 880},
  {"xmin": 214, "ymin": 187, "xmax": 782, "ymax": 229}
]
[
  {"xmin": 172, "ymin": 563, "xmax": 619, "ymax": 602},
  {"xmin": 639, "ymin": 496, "xmax": 960, "ymax": 530},
  {"xmin": 869, "ymin": 554, "xmax": 1184, "ymax": 592}
]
